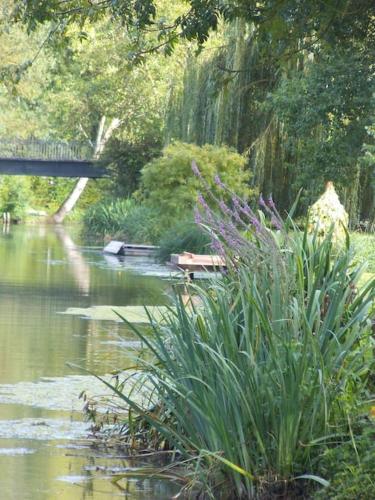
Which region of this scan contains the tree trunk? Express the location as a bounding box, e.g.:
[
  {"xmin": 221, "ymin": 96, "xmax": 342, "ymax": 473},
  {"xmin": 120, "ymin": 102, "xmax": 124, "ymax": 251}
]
[{"xmin": 51, "ymin": 116, "xmax": 120, "ymax": 223}]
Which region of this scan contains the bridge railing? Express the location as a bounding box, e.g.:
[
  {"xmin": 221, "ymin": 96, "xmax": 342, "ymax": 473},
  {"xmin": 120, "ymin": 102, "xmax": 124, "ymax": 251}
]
[{"xmin": 0, "ymin": 138, "xmax": 93, "ymax": 161}]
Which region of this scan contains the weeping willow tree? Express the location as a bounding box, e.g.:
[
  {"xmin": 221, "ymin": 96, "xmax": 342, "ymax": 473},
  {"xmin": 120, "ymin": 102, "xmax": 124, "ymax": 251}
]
[{"xmin": 166, "ymin": 20, "xmax": 374, "ymax": 223}]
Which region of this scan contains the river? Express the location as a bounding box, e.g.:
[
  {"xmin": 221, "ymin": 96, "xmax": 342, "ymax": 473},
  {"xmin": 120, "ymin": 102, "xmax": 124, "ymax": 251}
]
[{"xmin": 0, "ymin": 225, "xmax": 179, "ymax": 499}]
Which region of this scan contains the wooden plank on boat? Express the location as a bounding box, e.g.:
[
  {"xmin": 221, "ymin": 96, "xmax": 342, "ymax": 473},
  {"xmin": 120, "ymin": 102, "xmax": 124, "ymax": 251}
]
[
  {"xmin": 103, "ymin": 241, "xmax": 159, "ymax": 256},
  {"xmin": 103, "ymin": 240, "xmax": 125, "ymax": 255},
  {"xmin": 170, "ymin": 252, "xmax": 226, "ymax": 271}
]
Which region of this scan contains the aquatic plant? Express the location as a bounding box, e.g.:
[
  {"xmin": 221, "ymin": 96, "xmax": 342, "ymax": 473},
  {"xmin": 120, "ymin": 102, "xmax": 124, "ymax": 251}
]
[
  {"xmin": 83, "ymin": 198, "xmax": 136, "ymax": 237},
  {"xmin": 95, "ymin": 174, "xmax": 374, "ymax": 498}
]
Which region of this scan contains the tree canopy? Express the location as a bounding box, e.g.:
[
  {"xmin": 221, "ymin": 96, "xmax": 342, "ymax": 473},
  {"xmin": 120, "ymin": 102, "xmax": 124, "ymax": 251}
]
[{"xmin": 12, "ymin": 1, "xmax": 375, "ymax": 58}]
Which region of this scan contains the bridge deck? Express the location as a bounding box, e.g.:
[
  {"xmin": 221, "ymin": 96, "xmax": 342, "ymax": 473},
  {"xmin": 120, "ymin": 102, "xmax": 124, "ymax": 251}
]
[{"xmin": 0, "ymin": 158, "xmax": 107, "ymax": 178}]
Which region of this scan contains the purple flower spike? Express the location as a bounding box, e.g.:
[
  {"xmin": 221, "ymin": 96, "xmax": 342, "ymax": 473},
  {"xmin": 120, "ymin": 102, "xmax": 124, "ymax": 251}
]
[
  {"xmin": 250, "ymin": 216, "xmax": 261, "ymax": 232},
  {"xmin": 197, "ymin": 193, "xmax": 208, "ymax": 209},
  {"xmin": 267, "ymin": 195, "xmax": 276, "ymax": 209},
  {"xmin": 271, "ymin": 214, "xmax": 282, "ymax": 230},
  {"xmin": 214, "ymin": 174, "xmax": 225, "ymax": 189},
  {"xmin": 211, "ymin": 239, "xmax": 225, "ymax": 256},
  {"xmin": 191, "ymin": 160, "xmax": 201, "ymax": 177},
  {"xmin": 194, "ymin": 207, "xmax": 202, "ymax": 225},
  {"xmin": 232, "ymin": 196, "xmax": 241, "ymax": 208},
  {"xmin": 219, "ymin": 200, "xmax": 231, "ymax": 215},
  {"xmin": 259, "ymin": 194, "xmax": 266, "ymax": 208}
]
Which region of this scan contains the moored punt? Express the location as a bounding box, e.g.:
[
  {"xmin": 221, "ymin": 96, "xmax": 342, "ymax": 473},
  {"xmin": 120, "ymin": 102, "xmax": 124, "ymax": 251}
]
[
  {"xmin": 170, "ymin": 252, "xmax": 226, "ymax": 279},
  {"xmin": 103, "ymin": 241, "xmax": 159, "ymax": 257}
]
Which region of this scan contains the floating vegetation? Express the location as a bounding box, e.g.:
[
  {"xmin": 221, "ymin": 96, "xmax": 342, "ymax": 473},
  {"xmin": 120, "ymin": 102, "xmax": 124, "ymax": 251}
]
[{"xmin": 60, "ymin": 305, "xmax": 172, "ymax": 323}]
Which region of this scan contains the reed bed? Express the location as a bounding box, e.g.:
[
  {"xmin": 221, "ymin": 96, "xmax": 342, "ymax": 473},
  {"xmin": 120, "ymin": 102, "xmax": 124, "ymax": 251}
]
[{"xmin": 96, "ymin": 186, "xmax": 374, "ymax": 498}]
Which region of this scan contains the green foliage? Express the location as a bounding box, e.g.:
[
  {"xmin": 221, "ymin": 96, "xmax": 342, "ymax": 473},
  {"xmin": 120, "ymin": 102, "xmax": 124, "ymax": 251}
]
[
  {"xmin": 314, "ymin": 421, "xmax": 375, "ymax": 499},
  {"xmin": 101, "ymin": 216, "xmax": 374, "ymax": 498},
  {"xmin": 14, "ymin": 0, "xmax": 374, "ymax": 61},
  {"xmin": 351, "ymin": 233, "xmax": 375, "ymax": 274},
  {"xmin": 29, "ymin": 176, "xmax": 77, "ymax": 212},
  {"xmin": 82, "ymin": 198, "xmax": 163, "ymax": 244},
  {"xmin": 156, "ymin": 221, "xmax": 212, "ymax": 262},
  {"xmin": 119, "ymin": 204, "xmax": 163, "ymax": 244},
  {"xmin": 0, "ymin": 176, "xmax": 30, "ymax": 219},
  {"xmin": 101, "ymin": 136, "xmax": 162, "ymax": 197},
  {"xmin": 83, "ymin": 198, "xmax": 137, "ymax": 237},
  {"xmin": 139, "ymin": 141, "xmax": 251, "ymax": 223},
  {"xmin": 270, "ymin": 49, "xmax": 374, "ymax": 216}
]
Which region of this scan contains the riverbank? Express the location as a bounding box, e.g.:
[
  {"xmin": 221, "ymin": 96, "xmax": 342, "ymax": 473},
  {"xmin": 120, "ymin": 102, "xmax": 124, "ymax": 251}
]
[{"xmin": 81, "ymin": 204, "xmax": 375, "ymax": 499}]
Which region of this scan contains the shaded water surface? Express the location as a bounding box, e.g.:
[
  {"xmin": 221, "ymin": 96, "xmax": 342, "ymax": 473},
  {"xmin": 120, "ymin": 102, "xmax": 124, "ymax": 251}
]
[{"xmin": 0, "ymin": 225, "xmax": 178, "ymax": 499}]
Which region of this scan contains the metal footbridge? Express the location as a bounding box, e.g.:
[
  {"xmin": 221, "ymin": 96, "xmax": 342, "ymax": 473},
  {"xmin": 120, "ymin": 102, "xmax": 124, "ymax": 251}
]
[{"xmin": 0, "ymin": 138, "xmax": 107, "ymax": 178}]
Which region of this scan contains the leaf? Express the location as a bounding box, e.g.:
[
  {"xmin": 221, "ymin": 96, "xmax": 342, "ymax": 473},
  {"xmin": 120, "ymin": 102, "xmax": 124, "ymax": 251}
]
[{"xmin": 295, "ymin": 474, "xmax": 329, "ymax": 487}]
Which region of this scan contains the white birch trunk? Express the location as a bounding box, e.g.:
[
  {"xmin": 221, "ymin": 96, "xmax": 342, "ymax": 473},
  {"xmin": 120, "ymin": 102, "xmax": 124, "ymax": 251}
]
[{"xmin": 51, "ymin": 116, "xmax": 120, "ymax": 223}]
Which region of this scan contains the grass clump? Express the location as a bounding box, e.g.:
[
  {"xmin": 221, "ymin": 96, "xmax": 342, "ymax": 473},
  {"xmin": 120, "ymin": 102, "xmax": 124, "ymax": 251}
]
[
  {"xmin": 156, "ymin": 221, "xmax": 212, "ymax": 262},
  {"xmin": 82, "ymin": 198, "xmax": 162, "ymax": 243},
  {"xmin": 82, "ymin": 198, "xmax": 136, "ymax": 237},
  {"xmin": 350, "ymin": 232, "xmax": 375, "ymax": 274},
  {"xmin": 93, "ymin": 178, "xmax": 374, "ymax": 498}
]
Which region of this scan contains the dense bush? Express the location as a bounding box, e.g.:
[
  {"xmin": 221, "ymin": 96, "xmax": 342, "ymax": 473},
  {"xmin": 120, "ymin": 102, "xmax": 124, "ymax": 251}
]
[
  {"xmin": 138, "ymin": 141, "xmax": 252, "ymax": 225},
  {"xmin": 101, "ymin": 136, "xmax": 162, "ymax": 198},
  {"xmin": 0, "ymin": 176, "xmax": 30, "ymax": 220}
]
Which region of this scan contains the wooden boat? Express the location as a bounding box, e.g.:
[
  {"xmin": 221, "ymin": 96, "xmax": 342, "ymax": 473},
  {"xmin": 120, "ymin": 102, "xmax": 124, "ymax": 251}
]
[
  {"xmin": 103, "ymin": 241, "xmax": 159, "ymax": 257},
  {"xmin": 170, "ymin": 252, "xmax": 226, "ymax": 276}
]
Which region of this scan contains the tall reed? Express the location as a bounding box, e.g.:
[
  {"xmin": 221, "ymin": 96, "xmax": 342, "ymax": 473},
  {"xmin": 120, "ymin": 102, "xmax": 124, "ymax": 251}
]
[{"xmin": 102, "ymin": 179, "xmax": 374, "ymax": 498}]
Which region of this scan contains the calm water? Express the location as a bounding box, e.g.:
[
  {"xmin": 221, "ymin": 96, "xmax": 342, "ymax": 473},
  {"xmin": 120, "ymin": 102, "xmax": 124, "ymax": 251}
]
[{"xmin": 0, "ymin": 225, "xmax": 178, "ymax": 499}]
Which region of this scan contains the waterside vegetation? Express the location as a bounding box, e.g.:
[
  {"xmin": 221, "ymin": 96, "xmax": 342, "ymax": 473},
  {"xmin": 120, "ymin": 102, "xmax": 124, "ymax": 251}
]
[{"xmin": 85, "ymin": 183, "xmax": 375, "ymax": 499}]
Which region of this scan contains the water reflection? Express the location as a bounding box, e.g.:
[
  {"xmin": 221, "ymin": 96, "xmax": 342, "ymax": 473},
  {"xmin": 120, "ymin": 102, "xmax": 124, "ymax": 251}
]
[
  {"xmin": 54, "ymin": 225, "xmax": 91, "ymax": 295},
  {"xmin": 0, "ymin": 225, "xmax": 175, "ymax": 499}
]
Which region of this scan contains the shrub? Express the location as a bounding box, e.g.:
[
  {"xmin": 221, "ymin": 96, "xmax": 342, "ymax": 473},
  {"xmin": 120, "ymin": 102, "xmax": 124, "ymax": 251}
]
[
  {"xmin": 138, "ymin": 141, "xmax": 252, "ymax": 225},
  {"xmin": 0, "ymin": 176, "xmax": 30, "ymax": 220},
  {"xmin": 101, "ymin": 136, "xmax": 163, "ymax": 198}
]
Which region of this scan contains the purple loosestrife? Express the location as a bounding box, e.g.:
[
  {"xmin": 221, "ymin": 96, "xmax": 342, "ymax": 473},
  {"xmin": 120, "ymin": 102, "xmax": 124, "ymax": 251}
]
[
  {"xmin": 259, "ymin": 194, "xmax": 267, "ymax": 209},
  {"xmin": 259, "ymin": 193, "xmax": 274, "ymax": 217},
  {"xmin": 271, "ymin": 214, "xmax": 282, "ymax": 230},
  {"xmin": 219, "ymin": 200, "xmax": 232, "ymax": 216},
  {"xmin": 191, "ymin": 160, "xmax": 201, "ymax": 178},
  {"xmin": 197, "ymin": 193, "xmax": 209, "ymax": 210},
  {"xmin": 194, "ymin": 207, "xmax": 202, "ymax": 225},
  {"xmin": 211, "ymin": 238, "xmax": 225, "ymax": 256},
  {"xmin": 193, "ymin": 168, "xmax": 287, "ymax": 267},
  {"xmin": 267, "ymin": 195, "xmax": 276, "ymax": 210},
  {"xmin": 214, "ymin": 174, "xmax": 225, "ymax": 189},
  {"xmin": 250, "ymin": 216, "xmax": 262, "ymax": 232}
]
